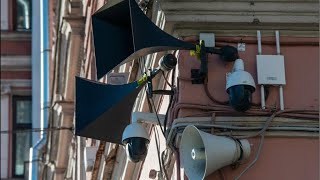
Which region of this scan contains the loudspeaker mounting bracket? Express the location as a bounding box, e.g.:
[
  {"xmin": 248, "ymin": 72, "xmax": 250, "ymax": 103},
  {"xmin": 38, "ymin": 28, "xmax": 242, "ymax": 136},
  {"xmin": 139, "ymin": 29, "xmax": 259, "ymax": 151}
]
[{"xmin": 191, "ymin": 69, "xmax": 205, "ymax": 84}]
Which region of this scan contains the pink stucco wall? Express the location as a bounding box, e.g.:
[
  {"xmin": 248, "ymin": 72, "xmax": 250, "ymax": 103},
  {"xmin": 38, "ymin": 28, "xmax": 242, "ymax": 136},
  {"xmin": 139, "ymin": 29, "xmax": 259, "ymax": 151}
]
[
  {"xmin": 206, "ymin": 138, "xmax": 319, "ymax": 180},
  {"xmin": 177, "ymin": 37, "xmax": 319, "ymax": 113},
  {"xmin": 174, "ymin": 36, "xmax": 319, "ymax": 180}
]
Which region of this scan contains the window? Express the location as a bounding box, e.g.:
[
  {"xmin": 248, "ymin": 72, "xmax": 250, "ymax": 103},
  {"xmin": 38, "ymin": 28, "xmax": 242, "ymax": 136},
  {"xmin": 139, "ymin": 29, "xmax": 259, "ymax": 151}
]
[
  {"xmin": 15, "ymin": 0, "xmax": 32, "ymax": 30},
  {"xmin": 12, "ymin": 96, "xmax": 32, "ymax": 177},
  {"xmin": 0, "ymin": 0, "xmax": 32, "ymax": 31}
]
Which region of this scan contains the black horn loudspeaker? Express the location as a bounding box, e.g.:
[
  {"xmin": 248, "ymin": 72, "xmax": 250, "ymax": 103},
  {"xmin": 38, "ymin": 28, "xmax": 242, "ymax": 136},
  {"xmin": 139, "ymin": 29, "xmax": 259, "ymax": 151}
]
[
  {"xmin": 92, "ymin": 0, "xmax": 195, "ymax": 79},
  {"xmin": 75, "ymin": 76, "xmax": 147, "ymax": 144}
]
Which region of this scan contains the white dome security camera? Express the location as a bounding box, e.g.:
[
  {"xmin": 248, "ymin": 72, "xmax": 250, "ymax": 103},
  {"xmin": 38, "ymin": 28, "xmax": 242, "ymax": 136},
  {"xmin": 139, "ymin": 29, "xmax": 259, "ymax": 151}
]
[
  {"xmin": 121, "ymin": 54, "xmax": 177, "ymax": 163},
  {"xmin": 226, "ymin": 59, "xmax": 256, "ymax": 111},
  {"xmin": 122, "ymin": 123, "xmax": 150, "ymax": 163},
  {"xmin": 121, "ymin": 112, "xmax": 166, "ymax": 163}
]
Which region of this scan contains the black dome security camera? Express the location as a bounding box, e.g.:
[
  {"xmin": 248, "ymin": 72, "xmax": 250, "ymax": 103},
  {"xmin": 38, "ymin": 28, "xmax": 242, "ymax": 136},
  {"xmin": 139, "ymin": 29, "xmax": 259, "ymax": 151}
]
[{"xmin": 121, "ymin": 54, "xmax": 178, "ymax": 163}]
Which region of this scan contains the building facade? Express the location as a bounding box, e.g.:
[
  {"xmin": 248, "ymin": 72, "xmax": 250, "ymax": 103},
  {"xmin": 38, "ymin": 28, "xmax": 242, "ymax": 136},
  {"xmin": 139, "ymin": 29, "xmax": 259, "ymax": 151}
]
[
  {"xmin": 1, "ymin": 0, "xmax": 51, "ymax": 179},
  {"xmin": 1, "ymin": 0, "xmax": 33, "ymax": 179},
  {"xmin": 40, "ymin": 0, "xmax": 318, "ymax": 180}
]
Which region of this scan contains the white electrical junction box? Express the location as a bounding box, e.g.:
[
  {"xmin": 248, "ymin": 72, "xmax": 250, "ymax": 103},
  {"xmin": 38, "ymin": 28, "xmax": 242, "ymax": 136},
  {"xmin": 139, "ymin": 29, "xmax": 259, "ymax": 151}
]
[
  {"xmin": 256, "ymin": 55, "xmax": 286, "ymax": 85},
  {"xmin": 200, "ymin": 33, "xmax": 215, "ymax": 47}
]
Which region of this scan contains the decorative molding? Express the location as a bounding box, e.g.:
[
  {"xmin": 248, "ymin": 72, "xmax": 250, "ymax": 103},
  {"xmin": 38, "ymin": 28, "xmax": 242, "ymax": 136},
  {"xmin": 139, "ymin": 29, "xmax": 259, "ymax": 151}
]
[
  {"xmin": 61, "ymin": 16, "xmax": 85, "ymax": 101},
  {"xmin": 67, "ymin": 0, "xmax": 84, "ymax": 16},
  {"xmin": 0, "ymin": 79, "xmax": 31, "ymax": 87},
  {"xmin": 54, "ymin": 16, "xmax": 85, "ymax": 102},
  {"xmin": 0, "ymin": 84, "xmax": 11, "ymax": 95},
  {"xmin": 63, "ymin": 16, "xmax": 86, "ymax": 34},
  {"xmin": 53, "ymin": 101, "xmax": 75, "ymax": 117},
  {"xmin": 160, "ymin": 0, "xmax": 319, "ymax": 36},
  {"xmin": 0, "ymin": 31, "xmax": 32, "ymax": 40},
  {"xmin": 0, "ymin": 80, "xmax": 31, "ymax": 95},
  {"xmin": 0, "ymin": 56, "xmax": 31, "ymax": 70}
]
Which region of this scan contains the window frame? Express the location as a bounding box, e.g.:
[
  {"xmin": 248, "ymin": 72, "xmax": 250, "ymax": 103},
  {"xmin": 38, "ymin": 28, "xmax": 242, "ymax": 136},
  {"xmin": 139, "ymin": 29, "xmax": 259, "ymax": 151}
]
[
  {"xmin": 12, "ymin": 95, "xmax": 32, "ymax": 178},
  {"xmin": 1, "ymin": 0, "xmax": 32, "ymax": 31},
  {"xmin": 14, "ymin": 0, "xmax": 32, "ymax": 31}
]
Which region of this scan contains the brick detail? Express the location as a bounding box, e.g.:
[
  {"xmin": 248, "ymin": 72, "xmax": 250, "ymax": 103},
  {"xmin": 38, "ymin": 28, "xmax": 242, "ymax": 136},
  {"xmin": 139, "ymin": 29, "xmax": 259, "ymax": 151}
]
[
  {"xmin": 0, "ymin": 71, "xmax": 31, "ymax": 79},
  {"xmin": 0, "ymin": 40, "xmax": 31, "ymax": 55}
]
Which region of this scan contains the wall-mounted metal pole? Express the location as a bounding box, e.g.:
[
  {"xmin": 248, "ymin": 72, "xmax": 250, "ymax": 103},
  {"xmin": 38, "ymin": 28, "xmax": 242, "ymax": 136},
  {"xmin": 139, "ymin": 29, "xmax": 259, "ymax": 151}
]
[
  {"xmin": 257, "ymin": 31, "xmax": 265, "ymax": 109},
  {"xmin": 276, "ymin": 30, "xmax": 285, "ymax": 110}
]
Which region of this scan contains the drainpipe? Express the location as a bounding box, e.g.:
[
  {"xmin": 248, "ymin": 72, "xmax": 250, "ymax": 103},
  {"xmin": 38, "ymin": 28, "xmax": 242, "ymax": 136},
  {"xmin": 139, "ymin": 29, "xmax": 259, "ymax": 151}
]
[{"xmin": 29, "ymin": 0, "xmax": 49, "ymax": 179}]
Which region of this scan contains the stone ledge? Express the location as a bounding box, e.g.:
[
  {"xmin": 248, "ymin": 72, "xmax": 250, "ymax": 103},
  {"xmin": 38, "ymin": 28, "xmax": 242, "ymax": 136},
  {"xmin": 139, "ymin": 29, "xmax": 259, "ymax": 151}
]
[
  {"xmin": 160, "ymin": 0, "xmax": 319, "ymax": 36},
  {"xmin": 0, "ymin": 31, "xmax": 31, "ymax": 40},
  {"xmin": 0, "ymin": 56, "xmax": 31, "ymax": 70}
]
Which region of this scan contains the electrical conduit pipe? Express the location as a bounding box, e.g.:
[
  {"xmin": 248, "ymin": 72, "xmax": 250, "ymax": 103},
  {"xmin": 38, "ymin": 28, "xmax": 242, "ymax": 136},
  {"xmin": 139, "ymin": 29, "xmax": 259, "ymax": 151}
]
[{"xmin": 29, "ymin": 0, "xmax": 49, "ymax": 179}]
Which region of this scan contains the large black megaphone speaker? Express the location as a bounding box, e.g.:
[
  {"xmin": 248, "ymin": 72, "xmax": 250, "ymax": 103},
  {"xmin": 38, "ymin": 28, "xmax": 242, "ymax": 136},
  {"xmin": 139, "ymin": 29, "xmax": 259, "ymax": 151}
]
[
  {"xmin": 75, "ymin": 54, "xmax": 177, "ymax": 143},
  {"xmin": 75, "ymin": 65, "xmax": 164, "ymax": 144},
  {"xmin": 75, "ymin": 76, "xmax": 147, "ymax": 144},
  {"xmin": 92, "ymin": 0, "xmax": 196, "ymax": 79}
]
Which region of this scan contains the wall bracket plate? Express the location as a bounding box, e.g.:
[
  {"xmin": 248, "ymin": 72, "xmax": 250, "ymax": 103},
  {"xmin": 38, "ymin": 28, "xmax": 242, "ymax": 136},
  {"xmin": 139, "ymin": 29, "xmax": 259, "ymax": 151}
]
[{"xmin": 191, "ymin": 69, "xmax": 205, "ymax": 84}]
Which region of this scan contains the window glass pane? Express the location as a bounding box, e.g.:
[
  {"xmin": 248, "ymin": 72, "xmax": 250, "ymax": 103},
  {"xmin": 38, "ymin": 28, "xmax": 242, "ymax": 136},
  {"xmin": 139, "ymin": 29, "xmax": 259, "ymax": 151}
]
[
  {"xmin": 16, "ymin": 0, "xmax": 31, "ymax": 30},
  {"xmin": 14, "ymin": 132, "xmax": 31, "ymax": 176},
  {"xmin": 16, "ymin": 100, "xmax": 32, "ymax": 124}
]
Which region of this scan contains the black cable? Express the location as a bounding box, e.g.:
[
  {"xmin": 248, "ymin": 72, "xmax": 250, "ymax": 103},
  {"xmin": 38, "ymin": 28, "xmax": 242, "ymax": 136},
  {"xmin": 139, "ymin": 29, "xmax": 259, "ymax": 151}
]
[
  {"xmin": 147, "ymin": 75, "xmax": 171, "ymax": 179},
  {"xmin": 143, "ymin": 57, "xmax": 174, "ymax": 179},
  {"xmin": 154, "ymin": 126, "xmax": 163, "ymax": 178},
  {"xmin": 154, "ymin": 126, "xmax": 169, "ymax": 180},
  {"xmin": 161, "ymin": 150, "xmax": 169, "ymax": 180},
  {"xmin": 150, "ymin": 98, "xmax": 166, "ymax": 138},
  {"xmin": 171, "ymin": 64, "xmax": 176, "ymax": 87},
  {"xmin": 139, "ymin": 56, "xmax": 151, "ymax": 113},
  {"xmin": 163, "ymin": 65, "xmax": 176, "ymax": 133},
  {"xmin": 162, "ymin": 71, "xmax": 173, "ymax": 88},
  {"xmin": 142, "ymin": 70, "xmax": 166, "ymax": 179},
  {"xmin": 152, "ymin": 93, "xmax": 171, "ymax": 180},
  {"xmin": 162, "ymin": 66, "xmax": 175, "ymax": 134},
  {"xmin": 147, "ymin": 69, "xmax": 153, "ymax": 98},
  {"xmin": 203, "ymin": 80, "xmax": 229, "ymax": 105},
  {"xmin": 145, "ymin": 91, "xmax": 167, "ymax": 179},
  {"xmin": 163, "ymin": 94, "xmax": 173, "ymax": 134}
]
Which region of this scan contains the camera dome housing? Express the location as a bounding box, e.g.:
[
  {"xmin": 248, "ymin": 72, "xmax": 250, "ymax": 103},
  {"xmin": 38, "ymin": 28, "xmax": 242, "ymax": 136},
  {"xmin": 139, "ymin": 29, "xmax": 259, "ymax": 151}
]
[
  {"xmin": 226, "ymin": 59, "xmax": 256, "ymax": 111},
  {"xmin": 125, "ymin": 137, "xmax": 149, "ymax": 162},
  {"xmin": 122, "ymin": 123, "xmax": 150, "ymax": 162},
  {"xmin": 227, "ymin": 84, "xmax": 255, "ymax": 111}
]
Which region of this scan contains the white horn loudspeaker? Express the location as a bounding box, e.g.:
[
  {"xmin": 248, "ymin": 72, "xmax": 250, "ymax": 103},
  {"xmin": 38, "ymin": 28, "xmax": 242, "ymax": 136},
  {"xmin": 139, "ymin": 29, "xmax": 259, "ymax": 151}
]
[{"xmin": 180, "ymin": 125, "xmax": 251, "ymax": 180}]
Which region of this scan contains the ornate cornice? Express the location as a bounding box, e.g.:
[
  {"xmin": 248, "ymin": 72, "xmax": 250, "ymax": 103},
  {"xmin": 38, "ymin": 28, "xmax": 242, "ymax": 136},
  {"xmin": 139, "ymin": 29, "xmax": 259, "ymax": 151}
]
[{"xmin": 160, "ymin": 0, "xmax": 319, "ymax": 36}]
